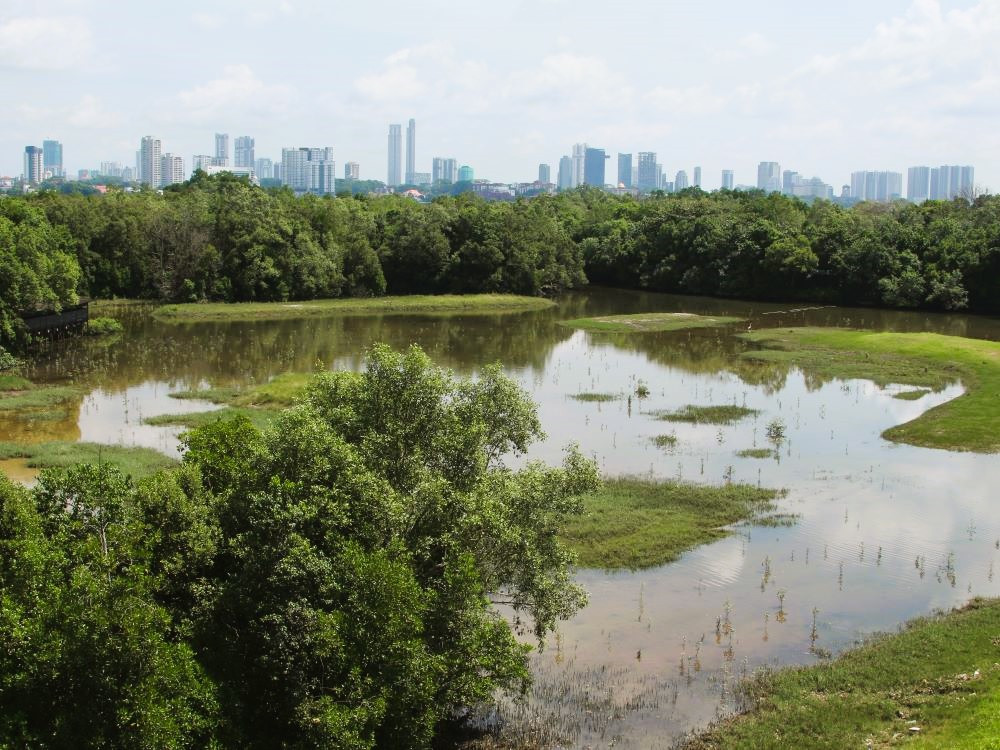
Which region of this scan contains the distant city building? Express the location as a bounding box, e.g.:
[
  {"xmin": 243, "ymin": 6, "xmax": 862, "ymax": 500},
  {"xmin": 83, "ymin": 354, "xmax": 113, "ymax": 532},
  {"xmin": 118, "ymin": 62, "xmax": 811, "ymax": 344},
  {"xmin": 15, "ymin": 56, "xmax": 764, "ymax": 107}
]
[
  {"xmin": 23, "ymin": 146, "xmax": 43, "ymax": 186},
  {"xmin": 850, "ymin": 170, "xmax": 903, "ymax": 202},
  {"xmin": 234, "ymin": 136, "xmax": 255, "ymax": 169},
  {"xmin": 255, "ymin": 158, "xmax": 274, "ymax": 180},
  {"xmin": 928, "ymin": 165, "xmax": 974, "ymax": 200},
  {"xmin": 538, "ymin": 163, "xmax": 551, "ymax": 184},
  {"xmin": 431, "ymin": 157, "xmax": 457, "ymax": 183},
  {"xmin": 907, "ymin": 166, "xmax": 930, "ymax": 202},
  {"xmin": 203, "ymin": 164, "xmax": 257, "ymax": 184},
  {"xmin": 100, "ymin": 161, "xmax": 123, "ymax": 178},
  {"xmin": 344, "ymin": 161, "xmax": 360, "ymax": 180},
  {"xmin": 782, "ymin": 170, "xmax": 799, "ymax": 195},
  {"xmin": 214, "ymin": 133, "xmax": 229, "ymax": 167},
  {"xmin": 387, "ymin": 124, "xmax": 402, "ymax": 187},
  {"xmin": 571, "ymin": 143, "xmax": 586, "ymax": 188},
  {"xmin": 410, "ymin": 172, "xmax": 431, "ymax": 185},
  {"xmin": 693, "ymin": 166, "xmax": 702, "ymax": 189},
  {"xmin": 160, "ymin": 154, "xmax": 185, "ymax": 187},
  {"xmin": 457, "ymin": 165, "xmax": 474, "ymax": 182},
  {"xmin": 674, "ymin": 170, "xmax": 689, "ymax": 191},
  {"xmin": 121, "ymin": 166, "xmax": 135, "ymax": 182},
  {"xmin": 757, "ymin": 161, "xmax": 781, "ymax": 192},
  {"xmin": 281, "ymin": 147, "xmax": 336, "ymax": 194},
  {"xmin": 139, "ymin": 136, "xmax": 162, "ymax": 187},
  {"xmin": 721, "ymin": 169, "xmax": 734, "ymax": 190},
  {"xmin": 557, "ymin": 156, "xmax": 573, "ymax": 190},
  {"xmin": 42, "ymin": 140, "xmax": 63, "ymax": 177},
  {"xmin": 788, "ymin": 175, "xmax": 834, "ymax": 200},
  {"xmin": 583, "ymin": 147, "xmax": 608, "ymax": 187},
  {"xmin": 637, "ymin": 152, "xmax": 658, "ymax": 192},
  {"xmin": 617, "ymin": 153, "xmax": 632, "ymax": 188},
  {"xmin": 405, "ymin": 118, "xmax": 416, "ymax": 184}
]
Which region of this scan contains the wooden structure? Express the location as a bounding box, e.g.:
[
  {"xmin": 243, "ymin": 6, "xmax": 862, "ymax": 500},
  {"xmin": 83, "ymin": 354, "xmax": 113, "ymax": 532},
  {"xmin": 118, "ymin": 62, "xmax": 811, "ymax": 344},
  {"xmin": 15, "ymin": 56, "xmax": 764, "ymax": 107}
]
[{"xmin": 20, "ymin": 301, "xmax": 90, "ymax": 338}]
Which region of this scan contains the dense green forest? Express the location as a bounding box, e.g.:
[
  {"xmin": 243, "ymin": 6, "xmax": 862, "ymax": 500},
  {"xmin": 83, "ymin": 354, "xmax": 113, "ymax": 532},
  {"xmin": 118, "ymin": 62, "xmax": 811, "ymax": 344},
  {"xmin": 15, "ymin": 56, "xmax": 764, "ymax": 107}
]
[{"xmin": 3, "ymin": 173, "xmax": 1000, "ymax": 353}]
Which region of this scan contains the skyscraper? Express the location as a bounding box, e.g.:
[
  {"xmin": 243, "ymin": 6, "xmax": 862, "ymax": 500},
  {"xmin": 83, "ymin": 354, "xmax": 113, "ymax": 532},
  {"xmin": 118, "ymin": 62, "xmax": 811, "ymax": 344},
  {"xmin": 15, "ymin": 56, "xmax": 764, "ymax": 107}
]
[
  {"xmin": 255, "ymin": 158, "xmax": 274, "ymax": 180},
  {"xmin": 538, "ymin": 163, "xmax": 551, "ymax": 184},
  {"xmin": 721, "ymin": 169, "xmax": 734, "ymax": 190},
  {"xmin": 617, "ymin": 153, "xmax": 632, "ymax": 187},
  {"xmin": 675, "ymin": 170, "xmax": 689, "ymax": 191},
  {"xmin": 928, "ymin": 165, "xmax": 974, "ymax": 200},
  {"xmin": 160, "ymin": 154, "xmax": 185, "ymax": 187},
  {"xmin": 850, "ymin": 171, "xmax": 903, "ymax": 202},
  {"xmin": 139, "ymin": 136, "xmax": 162, "ymax": 187},
  {"xmin": 637, "ymin": 152, "xmax": 658, "ymax": 192},
  {"xmin": 344, "ymin": 162, "xmax": 360, "ymax": 180},
  {"xmin": 557, "ymin": 156, "xmax": 573, "ymax": 190},
  {"xmin": 234, "ymin": 136, "xmax": 255, "ymax": 169},
  {"xmin": 583, "ymin": 147, "xmax": 608, "ymax": 187},
  {"xmin": 757, "ymin": 162, "xmax": 781, "ymax": 192},
  {"xmin": 782, "ymin": 170, "xmax": 799, "ymax": 195},
  {"xmin": 387, "ymin": 124, "xmax": 402, "ymax": 187},
  {"xmin": 281, "ymin": 147, "xmax": 335, "ymax": 194},
  {"xmin": 571, "ymin": 144, "xmax": 586, "ymax": 188},
  {"xmin": 693, "ymin": 166, "xmax": 702, "ymax": 189},
  {"xmin": 42, "ymin": 140, "xmax": 63, "ymax": 177},
  {"xmin": 405, "ymin": 118, "xmax": 416, "ymax": 184},
  {"xmin": 214, "ymin": 133, "xmax": 229, "ymax": 166},
  {"xmin": 23, "ymin": 146, "xmax": 43, "ymax": 185},
  {"xmin": 457, "ymin": 165, "xmax": 474, "ymax": 182},
  {"xmin": 907, "ymin": 166, "xmax": 930, "ymax": 202}
]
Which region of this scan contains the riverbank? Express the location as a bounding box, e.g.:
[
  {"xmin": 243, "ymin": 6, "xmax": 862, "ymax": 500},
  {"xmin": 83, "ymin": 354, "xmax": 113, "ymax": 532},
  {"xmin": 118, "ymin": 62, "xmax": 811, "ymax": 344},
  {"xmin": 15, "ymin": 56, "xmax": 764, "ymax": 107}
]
[
  {"xmin": 152, "ymin": 294, "xmax": 555, "ymax": 322},
  {"xmin": 560, "ymin": 312, "xmax": 743, "ymax": 333},
  {"xmin": 742, "ymin": 328, "xmax": 1000, "ymax": 452},
  {"xmin": 0, "ymin": 441, "xmax": 176, "ymax": 478},
  {"xmin": 683, "ymin": 598, "xmax": 1000, "ymax": 749}
]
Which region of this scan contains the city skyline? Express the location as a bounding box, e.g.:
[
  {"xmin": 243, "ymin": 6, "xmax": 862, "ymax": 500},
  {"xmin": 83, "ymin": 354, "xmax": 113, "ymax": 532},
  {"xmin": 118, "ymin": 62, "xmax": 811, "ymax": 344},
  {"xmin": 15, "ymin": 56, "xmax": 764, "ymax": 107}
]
[{"xmin": 1, "ymin": 1, "xmax": 996, "ymax": 191}]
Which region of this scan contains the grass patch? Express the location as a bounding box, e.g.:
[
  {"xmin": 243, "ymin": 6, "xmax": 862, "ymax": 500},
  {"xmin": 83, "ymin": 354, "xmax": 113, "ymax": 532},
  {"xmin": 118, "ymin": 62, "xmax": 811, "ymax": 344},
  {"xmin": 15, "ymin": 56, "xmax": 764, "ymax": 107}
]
[
  {"xmin": 144, "ymin": 406, "xmax": 279, "ymax": 431},
  {"xmin": 0, "ymin": 441, "xmax": 177, "ymax": 478},
  {"xmin": 683, "ymin": 598, "xmax": 1000, "ymax": 750},
  {"xmin": 654, "ymin": 404, "xmax": 760, "ymax": 425},
  {"xmin": 561, "ymin": 477, "xmax": 781, "ymax": 570},
  {"xmin": 751, "ymin": 512, "xmax": 800, "ymax": 527},
  {"xmin": 651, "ymin": 434, "xmax": 678, "ymax": 448},
  {"xmin": 153, "ymin": 294, "xmax": 554, "ymax": 322},
  {"xmin": 169, "ymin": 386, "xmax": 243, "ymax": 404},
  {"xmin": 736, "ymin": 447, "xmax": 774, "ymax": 459},
  {"xmin": 231, "ymin": 373, "xmax": 312, "ymax": 407},
  {"xmin": 742, "ymin": 328, "xmax": 1000, "ymax": 452},
  {"xmin": 83, "ymin": 316, "xmax": 123, "ymax": 336},
  {"xmin": 0, "ymin": 384, "xmax": 82, "ymax": 416},
  {"xmin": 0, "ymin": 374, "xmax": 32, "ymax": 391},
  {"xmin": 560, "ymin": 312, "xmax": 743, "ymax": 333},
  {"xmin": 569, "ymin": 392, "xmax": 619, "ymax": 403},
  {"xmin": 894, "ymin": 388, "xmax": 930, "ymax": 400}
]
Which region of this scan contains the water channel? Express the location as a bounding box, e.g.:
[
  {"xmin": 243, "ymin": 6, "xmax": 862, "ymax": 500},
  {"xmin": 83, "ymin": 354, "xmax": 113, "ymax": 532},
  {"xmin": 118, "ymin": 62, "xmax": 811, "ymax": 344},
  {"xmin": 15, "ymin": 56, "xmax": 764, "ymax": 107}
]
[{"xmin": 10, "ymin": 288, "xmax": 1000, "ymax": 747}]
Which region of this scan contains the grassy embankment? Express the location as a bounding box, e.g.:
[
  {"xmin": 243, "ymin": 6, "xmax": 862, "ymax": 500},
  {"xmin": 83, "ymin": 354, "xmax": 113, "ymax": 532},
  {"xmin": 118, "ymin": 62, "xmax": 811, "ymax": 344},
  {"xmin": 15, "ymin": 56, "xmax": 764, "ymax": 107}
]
[
  {"xmin": 153, "ymin": 294, "xmax": 554, "ymax": 322},
  {"xmin": 742, "ymin": 328, "xmax": 1000, "ymax": 452},
  {"xmin": 685, "ymin": 598, "xmax": 1000, "ymax": 749},
  {"xmin": 561, "ymin": 478, "xmax": 781, "ymax": 570},
  {"xmin": 560, "ymin": 312, "xmax": 743, "ymax": 333},
  {"xmin": 0, "ymin": 441, "xmax": 176, "ymax": 478},
  {"xmin": 0, "ymin": 376, "xmax": 83, "ymax": 424}
]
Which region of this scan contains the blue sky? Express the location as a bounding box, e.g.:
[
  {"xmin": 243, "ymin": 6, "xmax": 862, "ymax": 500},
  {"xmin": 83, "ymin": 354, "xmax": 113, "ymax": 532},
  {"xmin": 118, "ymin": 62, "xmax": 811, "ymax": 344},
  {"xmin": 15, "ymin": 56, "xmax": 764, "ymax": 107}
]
[{"xmin": 2, "ymin": 0, "xmax": 997, "ymax": 190}]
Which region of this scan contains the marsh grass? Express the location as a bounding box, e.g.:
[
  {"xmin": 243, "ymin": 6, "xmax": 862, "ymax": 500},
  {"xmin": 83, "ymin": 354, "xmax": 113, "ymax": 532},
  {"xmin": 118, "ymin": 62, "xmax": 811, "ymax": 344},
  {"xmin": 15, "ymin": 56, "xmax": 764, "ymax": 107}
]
[
  {"xmin": 0, "ymin": 441, "xmax": 176, "ymax": 477},
  {"xmin": 894, "ymin": 389, "xmax": 930, "ymax": 400},
  {"xmin": 561, "ymin": 477, "xmax": 780, "ymax": 570},
  {"xmin": 736, "ymin": 448, "xmax": 774, "ymax": 459},
  {"xmin": 0, "ymin": 382, "xmax": 83, "ymax": 424},
  {"xmin": 0, "ymin": 374, "xmax": 32, "ymax": 391},
  {"xmin": 651, "ymin": 434, "xmax": 678, "ymax": 448},
  {"xmin": 145, "ymin": 406, "xmax": 279, "ymax": 431},
  {"xmin": 560, "ymin": 312, "xmax": 743, "ymax": 333},
  {"xmin": 568, "ymin": 392, "xmax": 618, "ymax": 403},
  {"xmin": 683, "ymin": 598, "xmax": 1000, "ymax": 750},
  {"xmin": 83, "ymin": 317, "xmax": 124, "ymax": 336},
  {"xmin": 654, "ymin": 405, "xmax": 760, "ymax": 425}
]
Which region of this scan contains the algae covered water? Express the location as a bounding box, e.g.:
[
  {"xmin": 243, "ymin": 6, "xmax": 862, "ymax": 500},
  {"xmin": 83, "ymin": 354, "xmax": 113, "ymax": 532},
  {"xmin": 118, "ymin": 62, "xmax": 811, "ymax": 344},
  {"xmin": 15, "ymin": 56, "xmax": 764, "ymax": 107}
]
[{"xmin": 12, "ymin": 288, "xmax": 1000, "ymax": 747}]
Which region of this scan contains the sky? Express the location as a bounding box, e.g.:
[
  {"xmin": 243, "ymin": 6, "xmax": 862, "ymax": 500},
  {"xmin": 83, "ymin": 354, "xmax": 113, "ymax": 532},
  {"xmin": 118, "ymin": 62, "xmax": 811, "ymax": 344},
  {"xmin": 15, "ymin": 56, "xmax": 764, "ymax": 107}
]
[{"xmin": 2, "ymin": 0, "xmax": 998, "ymax": 191}]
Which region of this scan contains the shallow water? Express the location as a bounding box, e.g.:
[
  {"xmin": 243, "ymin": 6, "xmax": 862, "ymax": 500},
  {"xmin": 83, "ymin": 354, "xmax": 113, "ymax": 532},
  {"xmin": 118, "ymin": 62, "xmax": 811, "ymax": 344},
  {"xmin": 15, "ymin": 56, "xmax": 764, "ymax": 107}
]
[{"xmin": 13, "ymin": 288, "xmax": 1000, "ymax": 746}]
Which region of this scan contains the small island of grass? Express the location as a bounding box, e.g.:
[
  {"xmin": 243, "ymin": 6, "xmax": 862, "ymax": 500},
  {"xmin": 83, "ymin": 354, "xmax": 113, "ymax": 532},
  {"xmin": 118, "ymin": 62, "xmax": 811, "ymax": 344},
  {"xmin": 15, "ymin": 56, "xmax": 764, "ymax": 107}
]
[
  {"xmin": 568, "ymin": 392, "xmax": 619, "ymax": 403},
  {"xmin": 654, "ymin": 404, "xmax": 760, "ymax": 425},
  {"xmin": 153, "ymin": 294, "xmax": 554, "ymax": 322},
  {"xmin": 893, "ymin": 388, "xmax": 930, "ymax": 400},
  {"xmin": 0, "ymin": 441, "xmax": 177, "ymax": 478},
  {"xmin": 560, "ymin": 312, "xmax": 743, "ymax": 333},
  {"xmin": 736, "ymin": 447, "xmax": 774, "ymax": 459}
]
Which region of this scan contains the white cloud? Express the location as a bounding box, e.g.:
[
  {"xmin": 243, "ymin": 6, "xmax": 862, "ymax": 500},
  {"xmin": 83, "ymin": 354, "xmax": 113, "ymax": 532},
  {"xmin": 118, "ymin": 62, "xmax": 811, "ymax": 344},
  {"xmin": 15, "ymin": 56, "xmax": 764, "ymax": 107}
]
[
  {"xmin": 68, "ymin": 95, "xmax": 120, "ymax": 128},
  {"xmin": 192, "ymin": 12, "xmax": 223, "ymax": 29},
  {"xmin": 170, "ymin": 65, "xmax": 293, "ymax": 123},
  {"xmin": 0, "ymin": 15, "xmax": 93, "ymax": 70},
  {"xmin": 719, "ymin": 32, "xmax": 773, "ymax": 62},
  {"xmin": 646, "ymin": 85, "xmax": 726, "ymax": 115}
]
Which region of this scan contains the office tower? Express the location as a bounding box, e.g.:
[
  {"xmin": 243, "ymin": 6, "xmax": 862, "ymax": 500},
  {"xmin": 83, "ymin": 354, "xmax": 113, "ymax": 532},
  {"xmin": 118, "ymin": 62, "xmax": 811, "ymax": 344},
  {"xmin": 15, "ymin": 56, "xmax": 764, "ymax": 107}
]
[
  {"xmin": 907, "ymin": 167, "xmax": 930, "ymax": 202},
  {"xmin": 693, "ymin": 166, "xmax": 702, "ymax": 188},
  {"xmin": 344, "ymin": 162, "xmax": 359, "ymax": 180},
  {"xmin": 255, "ymin": 158, "xmax": 274, "ymax": 180},
  {"xmin": 42, "ymin": 140, "xmax": 63, "ymax": 177},
  {"xmin": 721, "ymin": 169, "xmax": 734, "ymax": 190},
  {"xmin": 281, "ymin": 147, "xmax": 335, "ymax": 193},
  {"xmin": 214, "ymin": 133, "xmax": 229, "ymax": 166},
  {"xmin": 675, "ymin": 170, "xmax": 689, "ymax": 191},
  {"xmin": 234, "ymin": 136, "xmax": 255, "ymax": 169},
  {"xmin": 121, "ymin": 166, "xmax": 135, "ymax": 182},
  {"xmin": 571, "ymin": 143, "xmax": 586, "ymax": 187},
  {"xmin": 617, "ymin": 153, "xmax": 632, "ymax": 187},
  {"xmin": 387, "ymin": 124, "xmax": 402, "ymax": 187},
  {"xmin": 139, "ymin": 136, "xmax": 162, "ymax": 187},
  {"xmin": 557, "ymin": 155, "xmax": 573, "ymax": 189},
  {"xmin": 584, "ymin": 147, "xmax": 609, "ymax": 186},
  {"xmin": 405, "ymin": 118, "xmax": 416, "ymax": 184},
  {"xmin": 432, "ymin": 157, "xmax": 445, "ymax": 183},
  {"xmin": 100, "ymin": 161, "xmax": 122, "ymax": 178},
  {"xmin": 757, "ymin": 161, "xmax": 781, "ymax": 192},
  {"xmin": 457, "ymin": 165, "xmax": 474, "ymax": 182},
  {"xmin": 160, "ymin": 154, "xmax": 185, "ymax": 187},
  {"xmin": 782, "ymin": 170, "xmax": 799, "ymax": 195},
  {"xmin": 637, "ymin": 152, "xmax": 658, "ymax": 191},
  {"xmin": 23, "ymin": 146, "xmax": 43, "ymax": 185},
  {"xmin": 538, "ymin": 163, "xmax": 551, "ymax": 184},
  {"xmin": 310, "ymin": 159, "xmax": 337, "ymax": 194}
]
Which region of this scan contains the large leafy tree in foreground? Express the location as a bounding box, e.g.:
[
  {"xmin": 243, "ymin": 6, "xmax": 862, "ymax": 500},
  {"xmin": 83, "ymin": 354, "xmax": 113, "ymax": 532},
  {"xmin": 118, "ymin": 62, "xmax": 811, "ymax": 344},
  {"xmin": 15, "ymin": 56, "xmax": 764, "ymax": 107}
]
[{"xmin": 0, "ymin": 344, "xmax": 597, "ymax": 748}]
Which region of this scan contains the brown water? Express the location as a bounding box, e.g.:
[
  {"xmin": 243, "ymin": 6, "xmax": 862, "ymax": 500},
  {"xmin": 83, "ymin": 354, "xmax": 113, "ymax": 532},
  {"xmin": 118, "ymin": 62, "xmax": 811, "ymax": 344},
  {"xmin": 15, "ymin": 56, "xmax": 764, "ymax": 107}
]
[{"xmin": 14, "ymin": 288, "xmax": 1000, "ymax": 747}]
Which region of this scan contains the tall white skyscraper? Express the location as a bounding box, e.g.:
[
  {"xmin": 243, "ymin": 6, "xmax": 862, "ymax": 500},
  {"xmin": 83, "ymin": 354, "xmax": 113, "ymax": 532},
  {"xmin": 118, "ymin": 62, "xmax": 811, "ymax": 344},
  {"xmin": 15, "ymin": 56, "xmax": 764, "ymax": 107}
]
[
  {"xmin": 571, "ymin": 143, "xmax": 586, "ymax": 188},
  {"xmin": 281, "ymin": 147, "xmax": 335, "ymax": 194},
  {"xmin": 928, "ymin": 165, "xmax": 975, "ymax": 200},
  {"xmin": 234, "ymin": 136, "xmax": 255, "ymax": 169},
  {"xmin": 405, "ymin": 118, "xmax": 416, "ymax": 184},
  {"xmin": 344, "ymin": 162, "xmax": 360, "ymax": 180},
  {"xmin": 42, "ymin": 140, "xmax": 63, "ymax": 177},
  {"xmin": 757, "ymin": 161, "xmax": 781, "ymax": 192},
  {"xmin": 139, "ymin": 136, "xmax": 162, "ymax": 187},
  {"xmin": 160, "ymin": 154, "xmax": 185, "ymax": 187},
  {"xmin": 539, "ymin": 163, "xmax": 551, "ymax": 184},
  {"xmin": 693, "ymin": 166, "xmax": 702, "ymax": 188},
  {"xmin": 850, "ymin": 170, "xmax": 903, "ymax": 202},
  {"xmin": 214, "ymin": 133, "xmax": 229, "ymax": 166},
  {"xmin": 23, "ymin": 146, "xmax": 43, "ymax": 185},
  {"xmin": 637, "ymin": 152, "xmax": 658, "ymax": 192},
  {"xmin": 907, "ymin": 166, "xmax": 930, "ymax": 202},
  {"xmin": 557, "ymin": 155, "xmax": 573, "ymax": 190},
  {"xmin": 255, "ymin": 158, "xmax": 274, "ymax": 180},
  {"xmin": 433, "ymin": 157, "xmax": 459, "ymax": 183},
  {"xmin": 721, "ymin": 169, "xmax": 734, "ymax": 190},
  {"xmin": 387, "ymin": 124, "xmax": 402, "ymax": 187},
  {"xmin": 675, "ymin": 170, "xmax": 689, "ymax": 191}
]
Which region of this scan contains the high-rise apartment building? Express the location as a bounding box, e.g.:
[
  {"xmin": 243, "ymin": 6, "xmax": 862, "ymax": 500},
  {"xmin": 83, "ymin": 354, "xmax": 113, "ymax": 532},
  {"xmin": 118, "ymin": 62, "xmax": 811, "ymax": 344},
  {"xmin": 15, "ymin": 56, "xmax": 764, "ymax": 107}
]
[
  {"xmin": 100, "ymin": 161, "xmax": 123, "ymax": 178},
  {"xmin": 387, "ymin": 124, "xmax": 402, "ymax": 187},
  {"xmin": 23, "ymin": 146, "xmax": 43, "ymax": 185},
  {"xmin": 281, "ymin": 147, "xmax": 335, "ymax": 194},
  {"xmin": 907, "ymin": 167, "xmax": 930, "ymax": 202},
  {"xmin": 139, "ymin": 136, "xmax": 162, "ymax": 187},
  {"xmin": 757, "ymin": 161, "xmax": 781, "ymax": 192},
  {"xmin": 214, "ymin": 133, "xmax": 229, "ymax": 166},
  {"xmin": 617, "ymin": 153, "xmax": 632, "ymax": 188},
  {"xmin": 432, "ymin": 157, "xmax": 458, "ymax": 184},
  {"xmin": 927, "ymin": 165, "xmax": 974, "ymax": 200},
  {"xmin": 637, "ymin": 152, "xmax": 658, "ymax": 192},
  {"xmin": 42, "ymin": 140, "xmax": 63, "ymax": 177},
  {"xmin": 675, "ymin": 170, "xmax": 689, "ymax": 191},
  {"xmin": 584, "ymin": 147, "xmax": 608, "ymax": 187},
  {"xmin": 721, "ymin": 169, "xmax": 734, "ymax": 190},
  {"xmin": 234, "ymin": 136, "xmax": 255, "ymax": 169},
  {"xmin": 160, "ymin": 154, "xmax": 185, "ymax": 187},
  {"xmin": 693, "ymin": 166, "xmax": 702, "ymax": 189},
  {"xmin": 255, "ymin": 158, "xmax": 274, "ymax": 180},
  {"xmin": 557, "ymin": 156, "xmax": 573, "ymax": 190},
  {"xmin": 344, "ymin": 162, "xmax": 360, "ymax": 180},
  {"xmin": 405, "ymin": 118, "xmax": 416, "ymax": 184},
  {"xmin": 538, "ymin": 163, "xmax": 551, "ymax": 184},
  {"xmin": 850, "ymin": 171, "xmax": 903, "ymax": 202},
  {"xmin": 571, "ymin": 144, "xmax": 586, "ymax": 188}
]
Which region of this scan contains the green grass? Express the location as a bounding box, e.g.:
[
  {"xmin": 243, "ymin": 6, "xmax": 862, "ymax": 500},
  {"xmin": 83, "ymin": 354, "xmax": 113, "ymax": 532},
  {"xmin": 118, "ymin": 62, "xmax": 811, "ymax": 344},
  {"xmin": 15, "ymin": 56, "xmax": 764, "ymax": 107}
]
[
  {"xmin": 569, "ymin": 392, "xmax": 619, "ymax": 403},
  {"xmin": 651, "ymin": 434, "xmax": 678, "ymax": 448},
  {"xmin": 152, "ymin": 294, "xmax": 554, "ymax": 322},
  {"xmin": 169, "ymin": 386, "xmax": 242, "ymax": 404},
  {"xmin": 653, "ymin": 404, "xmax": 760, "ymax": 425},
  {"xmin": 742, "ymin": 328, "xmax": 1000, "ymax": 452},
  {"xmin": 154, "ymin": 374, "xmax": 313, "ymax": 430},
  {"xmin": 736, "ymin": 447, "xmax": 774, "ymax": 459},
  {"xmin": 561, "ymin": 477, "xmax": 780, "ymax": 570},
  {"xmin": 560, "ymin": 312, "xmax": 743, "ymax": 333},
  {"xmin": 0, "ymin": 374, "xmax": 32, "ymax": 390},
  {"xmin": 0, "ymin": 384, "xmax": 82, "ymax": 415},
  {"xmin": 684, "ymin": 598, "xmax": 1000, "ymax": 750},
  {"xmin": 83, "ymin": 316, "xmax": 123, "ymax": 336},
  {"xmin": 144, "ymin": 406, "xmax": 279, "ymax": 431},
  {"xmin": 894, "ymin": 388, "xmax": 930, "ymax": 401},
  {"xmin": 0, "ymin": 441, "xmax": 177, "ymax": 478}
]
